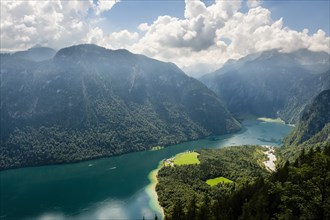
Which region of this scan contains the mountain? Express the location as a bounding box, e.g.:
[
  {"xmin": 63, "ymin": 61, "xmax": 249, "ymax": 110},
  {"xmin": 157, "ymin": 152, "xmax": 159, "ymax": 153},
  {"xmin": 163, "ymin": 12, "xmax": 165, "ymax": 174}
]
[
  {"xmin": 0, "ymin": 44, "xmax": 240, "ymax": 170},
  {"xmin": 284, "ymin": 89, "xmax": 330, "ymax": 146},
  {"xmin": 13, "ymin": 46, "xmax": 56, "ymax": 62},
  {"xmin": 200, "ymin": 49, "xmax": 330, "ymax": 123},
  {"xmin": 280, "ymin": 89, "xmax": 330, "ymax": 162},
  {"xmin": 156, "ymin": 90, "xmax": 330, "ymax": 220}
]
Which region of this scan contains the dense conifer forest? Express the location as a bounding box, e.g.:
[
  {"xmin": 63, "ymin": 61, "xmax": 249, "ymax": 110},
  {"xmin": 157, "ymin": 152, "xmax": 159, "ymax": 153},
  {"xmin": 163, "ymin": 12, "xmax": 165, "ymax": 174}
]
[{"xmin": 156, "ymin": 144, "xmax": 330, "ymax": 220}]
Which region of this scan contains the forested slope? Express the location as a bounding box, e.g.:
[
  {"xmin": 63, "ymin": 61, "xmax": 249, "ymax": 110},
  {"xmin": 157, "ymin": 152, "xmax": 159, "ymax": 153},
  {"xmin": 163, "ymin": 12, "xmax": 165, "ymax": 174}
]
[
  {"xmin": 157, "ymin": 145, "xmax": 330, "ymax": 220},
  {"xmin": 281, "ymin": 89, "xmax": 330, "ymax": 163},
  {"xmin": 156, "ymin": 89, "xmax": 330, "ymax": 219},
  {"xmin": 0, "ymin": 44, "xmax": 240, "ymax": 170}
]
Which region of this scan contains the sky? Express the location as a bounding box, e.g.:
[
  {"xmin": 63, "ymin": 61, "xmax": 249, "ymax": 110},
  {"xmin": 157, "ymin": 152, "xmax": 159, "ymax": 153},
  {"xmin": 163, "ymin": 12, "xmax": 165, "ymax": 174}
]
[{"xmin": 1, "ymin": 0, "xmax": 329, "ymax": 76}]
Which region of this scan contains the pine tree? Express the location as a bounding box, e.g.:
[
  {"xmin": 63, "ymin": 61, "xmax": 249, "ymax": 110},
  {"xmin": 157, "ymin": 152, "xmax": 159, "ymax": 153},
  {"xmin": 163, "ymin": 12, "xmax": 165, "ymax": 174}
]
[
  {"xmin": 172, "ymin": 199, "xmax": 185, "ymax": 220},
  {"xmin": 186, "ymin": 194, "xmax": 197, "ymax": 220}
]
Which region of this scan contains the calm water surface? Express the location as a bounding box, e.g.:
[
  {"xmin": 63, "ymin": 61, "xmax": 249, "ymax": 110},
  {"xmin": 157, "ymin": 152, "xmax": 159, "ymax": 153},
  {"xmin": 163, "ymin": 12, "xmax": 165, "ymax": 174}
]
[{"xmin": 0, "ymin": 120, "xmax": 292, "ymax": 220}]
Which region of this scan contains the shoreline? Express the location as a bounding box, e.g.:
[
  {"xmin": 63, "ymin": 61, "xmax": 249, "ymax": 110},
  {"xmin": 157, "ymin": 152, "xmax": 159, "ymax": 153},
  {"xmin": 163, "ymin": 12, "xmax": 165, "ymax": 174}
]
[{"xmin": 145, "ymin": 162, "xmax": 164, "ymax": 219}]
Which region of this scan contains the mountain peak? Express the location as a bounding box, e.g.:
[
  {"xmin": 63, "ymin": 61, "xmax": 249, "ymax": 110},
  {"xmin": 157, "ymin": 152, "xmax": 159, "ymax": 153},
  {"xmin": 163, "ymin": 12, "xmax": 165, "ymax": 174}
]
[
  {"xmin": 200, "ymin": 49, "xmax": 330, "ymax": 123},
  {"xmin": 13, "ymin": 46, "xmax": 56, "ymax": 62},
  {"xmin": 1, "ymin": 44, "xmax": 240, "ymax": 169},
  {"xmin": 54, "ymin": 44, "xmax": 134, "ymax": 63},
  {"xmin": 220, "ymin": 49, "xmax": 329, "ymax": 72}
]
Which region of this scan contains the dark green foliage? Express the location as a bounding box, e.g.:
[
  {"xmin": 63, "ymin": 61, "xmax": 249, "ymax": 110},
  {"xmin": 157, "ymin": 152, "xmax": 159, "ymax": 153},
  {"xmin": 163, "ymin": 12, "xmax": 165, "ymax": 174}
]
[
  {"xmin": 157, "ymin": 144, "xmax": 330, "ymax": 220},
  {"xmin": 245, "ymin": 144, "xmax": 330, "ymax": 219},
  {"xmin": 157, "ymin": 90, "xmax": 330, "ymax": 220},
  {"xmin": 157, "ymin": 93, "xmax": 330, "ymax": 219},
  {"xmin": 156, "ymin": 145, "xmax": 269, "ymax": 220},
  {"xmin": 0, "ymin": 45, "xmax": 240, "ymax": 170}
]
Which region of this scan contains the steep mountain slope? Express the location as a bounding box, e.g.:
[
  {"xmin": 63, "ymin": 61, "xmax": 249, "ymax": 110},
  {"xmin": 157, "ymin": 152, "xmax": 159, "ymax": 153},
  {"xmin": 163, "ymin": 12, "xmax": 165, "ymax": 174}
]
[
  {"xmin": 200, "ymin": 49, "xmax": 330, "ymax": 123},
  {"xmin": 0, "ymin": 44, "xmax": 240, "ymax": 170},
  {"xmin": 280, "ymin": 89, "xmax": 330, "ymax": 162},
  {"xmin": 284, "ymin": 89, "xmax": 330, "ymax": 145}
]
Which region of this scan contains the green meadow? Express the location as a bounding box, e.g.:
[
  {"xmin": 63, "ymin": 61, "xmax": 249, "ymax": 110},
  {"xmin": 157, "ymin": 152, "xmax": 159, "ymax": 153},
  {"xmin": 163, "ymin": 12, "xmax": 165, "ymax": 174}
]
[
  {"xmin": 173, "ymin": 152, "xmax": 200, "ymax": 165},
  {"xmin": 206, "ymin": 177, "xmax": 233, "ymax": 186}
]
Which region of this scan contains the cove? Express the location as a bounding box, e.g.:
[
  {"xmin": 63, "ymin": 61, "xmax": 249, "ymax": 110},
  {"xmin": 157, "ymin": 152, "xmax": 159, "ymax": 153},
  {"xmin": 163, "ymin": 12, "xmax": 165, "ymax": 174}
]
[{"xmin": 0, "ymin": 120, "xmax": 292, "ymax": 220}]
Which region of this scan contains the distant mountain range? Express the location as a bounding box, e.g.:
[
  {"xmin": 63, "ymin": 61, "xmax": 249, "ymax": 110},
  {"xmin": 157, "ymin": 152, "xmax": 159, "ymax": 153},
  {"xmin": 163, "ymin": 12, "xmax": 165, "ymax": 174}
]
[
  {"xmin": 1, "ymin": 45, "xmax": 329, "ymax": 170},
  {"xmin": 200, "ymin": 49, "xmax": 330, "ymax": 123},
  {"xmin": 0, "ymin": 44, "xmax": 240, "ymax": 169}
]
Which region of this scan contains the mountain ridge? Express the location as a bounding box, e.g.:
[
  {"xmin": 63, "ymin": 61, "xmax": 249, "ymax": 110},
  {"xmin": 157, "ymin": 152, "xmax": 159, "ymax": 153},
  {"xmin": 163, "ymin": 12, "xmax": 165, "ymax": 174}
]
[
  {"xmin": 284, "ymin": 89, "xmax": 330, "ymax": 146},
  {"xmin": 0, "ymin": 44, "xmax": 240, "ymax": 170},
  {"xmin": 200, "ymin": 49, "xmax": 330, "ymax": 123},
  {"xmin": 280, "ymin": 89, "xmax": 330, "ymax": 162}
]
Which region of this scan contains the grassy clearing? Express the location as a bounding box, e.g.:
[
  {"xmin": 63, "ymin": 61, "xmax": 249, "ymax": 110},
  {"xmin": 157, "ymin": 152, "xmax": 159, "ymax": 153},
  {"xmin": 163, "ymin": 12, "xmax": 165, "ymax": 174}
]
[
  {"xmin": 206, "ymin": 177, "xmax": 233, "ymax": 186},
  {"xmin": 173, "ymin": 152, "xmax": 200, "ymax": 166}
]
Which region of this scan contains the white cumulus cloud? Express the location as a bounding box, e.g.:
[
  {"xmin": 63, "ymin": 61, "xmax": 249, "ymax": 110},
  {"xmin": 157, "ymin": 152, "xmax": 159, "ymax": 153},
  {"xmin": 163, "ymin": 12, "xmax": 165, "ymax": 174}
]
[
  {"xmin": 247, "ymin": 0, "xmax": 261, "ymax": 8},
  {"xmin": 125, "ymin": 0, "xmax": 329, "ymax": 76},
  {"xmin": 95, "ymin": 0, "xmax": 118, "ymax": 16},
  {"xmin": 0, "ymin": 0, "xmax": 117, "ymax": 51},
  {"xmin": 1, "ymin": 0, "xmax": 329, "ymax": 77}
]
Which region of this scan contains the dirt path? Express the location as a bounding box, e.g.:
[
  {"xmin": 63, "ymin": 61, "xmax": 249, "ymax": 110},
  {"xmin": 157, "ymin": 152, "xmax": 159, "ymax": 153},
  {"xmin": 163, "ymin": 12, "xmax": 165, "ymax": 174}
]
[{"xmin": 263, "ymin": 146, "xmax": 276, "ymax": 172}]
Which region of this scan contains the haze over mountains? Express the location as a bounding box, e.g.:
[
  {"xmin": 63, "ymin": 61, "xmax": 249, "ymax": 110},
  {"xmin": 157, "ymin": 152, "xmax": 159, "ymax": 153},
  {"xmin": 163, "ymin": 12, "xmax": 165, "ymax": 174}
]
[
  {"xmin": 13, "ymin": 46, "xmax": 57, "ymax": 62},
  {"xmin": 200, "ymin": 49, "xmax": 330, "ymax": 123},
  {"xmin": 0, "ymin": 44, "xmax": 240, "ymax": 169},
  {"xmin": 1, "ymin": 44, "xmax": 329, "ymax": 170}
]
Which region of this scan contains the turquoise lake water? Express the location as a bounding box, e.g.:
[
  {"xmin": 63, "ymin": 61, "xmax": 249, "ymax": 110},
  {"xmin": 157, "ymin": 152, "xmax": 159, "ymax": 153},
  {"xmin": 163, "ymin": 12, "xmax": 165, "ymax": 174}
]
[{"xmin": 0, "ymin": 120, "xmax": 292, "ymax": 220}]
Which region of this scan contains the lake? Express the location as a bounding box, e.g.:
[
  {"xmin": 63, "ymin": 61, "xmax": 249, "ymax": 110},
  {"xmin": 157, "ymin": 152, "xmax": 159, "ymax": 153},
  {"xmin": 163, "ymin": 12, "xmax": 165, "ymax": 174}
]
[{"xmin": 0, "ymin": 119, "xmax": 292, "ymax": 220}]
